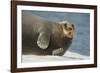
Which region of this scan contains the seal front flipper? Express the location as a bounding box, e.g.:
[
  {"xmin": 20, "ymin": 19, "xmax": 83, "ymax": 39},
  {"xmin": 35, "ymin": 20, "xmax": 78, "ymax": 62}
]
[
  {"xmin": 52, "ymin": 48, "xmax": 64, "ymax": 56},
  {"xmin": 37, "ymin": 32, "xmax": 50, "ymax": 49}
]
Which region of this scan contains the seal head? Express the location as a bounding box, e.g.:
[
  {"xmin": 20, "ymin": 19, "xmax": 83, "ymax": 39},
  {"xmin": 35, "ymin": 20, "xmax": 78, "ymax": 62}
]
[{"xmin": 59, "ymin": 21, "xmax": 75, "ymax": 39}]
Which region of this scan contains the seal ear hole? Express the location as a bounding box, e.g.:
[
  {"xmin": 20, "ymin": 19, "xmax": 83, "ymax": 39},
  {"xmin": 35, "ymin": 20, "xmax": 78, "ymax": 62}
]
[{"xmin": 72, "ymin": 24, "xmax": 74, "ymax": 29}]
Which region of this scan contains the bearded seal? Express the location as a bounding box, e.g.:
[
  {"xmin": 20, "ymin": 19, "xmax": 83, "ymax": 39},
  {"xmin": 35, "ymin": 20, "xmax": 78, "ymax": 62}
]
[{"xmin": 22, "ymin": 12, "xmax": 75, "ymax": 56}]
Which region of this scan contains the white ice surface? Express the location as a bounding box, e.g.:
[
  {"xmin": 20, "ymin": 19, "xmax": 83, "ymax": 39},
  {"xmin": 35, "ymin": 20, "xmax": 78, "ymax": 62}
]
[{"xmin": 22, "ymin": 51, "xmax": 89, "ymax": 63}]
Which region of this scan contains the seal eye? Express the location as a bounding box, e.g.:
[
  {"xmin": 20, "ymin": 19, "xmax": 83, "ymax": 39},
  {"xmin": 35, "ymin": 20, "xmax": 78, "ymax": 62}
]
[
  {"xmin": 64, "ymin": 23, "xmax": 67, "ymax": 27},
  {"xmin": 67, "ymin": 27, "xmax": 72, "ymax": 30}
]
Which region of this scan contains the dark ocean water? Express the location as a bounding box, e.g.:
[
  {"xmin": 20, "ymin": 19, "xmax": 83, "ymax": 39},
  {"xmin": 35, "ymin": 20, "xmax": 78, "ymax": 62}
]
[{"xmin": 22, "ymin": 10, "xmax": 90, "ymax": 56}]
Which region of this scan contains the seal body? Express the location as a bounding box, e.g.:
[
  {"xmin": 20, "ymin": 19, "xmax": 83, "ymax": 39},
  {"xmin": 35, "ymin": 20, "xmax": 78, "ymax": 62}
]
[{"xmin": 22, "ymin": 12, "xmax": 74, "ymax": 56}]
